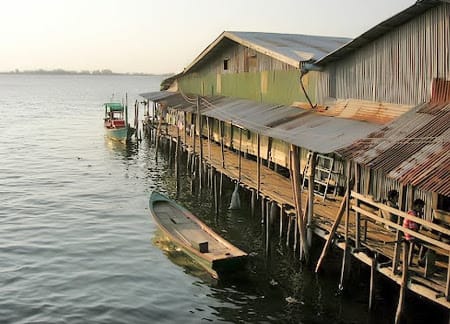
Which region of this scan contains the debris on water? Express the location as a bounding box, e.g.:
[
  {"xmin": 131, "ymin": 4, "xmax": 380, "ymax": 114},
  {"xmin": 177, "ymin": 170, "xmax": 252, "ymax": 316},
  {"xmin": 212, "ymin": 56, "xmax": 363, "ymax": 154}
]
[
  {"xmin": 221, "ymin": 229, "xmax": 228, "ymax": 233},
  {"xmin": 249, "ymin": 252, "xmax": 258, "ymax": 257},
  {"xmin": 269, "ymin": 279, "xmax": 278, "ymax": 286},
  {"xmin": 285, "ymin": 296, "xmax": 300, "ymax": 304}
]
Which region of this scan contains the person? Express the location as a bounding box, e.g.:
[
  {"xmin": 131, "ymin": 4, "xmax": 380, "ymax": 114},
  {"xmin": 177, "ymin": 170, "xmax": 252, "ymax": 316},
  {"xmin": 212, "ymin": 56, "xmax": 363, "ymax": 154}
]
[
  {"xmin": 383, "ymin": 189, "xmax": 399, "ymax": 231},
  {"xmin": 403, "ymin": 198, "xmax": 426, "ymax": 265}
]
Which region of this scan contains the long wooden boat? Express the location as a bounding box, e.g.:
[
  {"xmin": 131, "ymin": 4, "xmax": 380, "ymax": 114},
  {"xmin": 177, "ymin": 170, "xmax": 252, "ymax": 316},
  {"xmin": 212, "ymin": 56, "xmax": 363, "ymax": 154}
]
[
  {"xmin": 149, "ymin": 191, "xmax": 248, "ymax": 279},
  {"xmin": 103, "ymin": 102, "xmax": 134, "ymax": 142}
]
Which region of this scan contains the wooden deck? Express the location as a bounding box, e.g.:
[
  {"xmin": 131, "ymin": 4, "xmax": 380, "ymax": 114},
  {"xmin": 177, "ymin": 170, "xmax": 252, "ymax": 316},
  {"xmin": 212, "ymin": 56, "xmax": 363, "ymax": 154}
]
[{"xmin": 149, "ymin": 122, "xmax": 450, "ymax": 310}]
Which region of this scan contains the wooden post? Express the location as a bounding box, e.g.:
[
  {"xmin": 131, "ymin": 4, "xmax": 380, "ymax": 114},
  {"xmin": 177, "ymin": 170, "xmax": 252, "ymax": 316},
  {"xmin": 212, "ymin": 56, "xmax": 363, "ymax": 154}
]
[
  {"xmin": 290, "ymin": 144, "xmax": 309, "ymax": 262},
  {"xmin": 355, "ymin": 163, "xmax": 361, "ymax": 249},
  {"xmin": 213, "ymin": 167, "xmax": 219, "ymax": 215},
  {"xmin": 220, "ymin": 121, "xmax": 225, "ymax": 168},
  {"xmin": 393, "ymin": 184, "xmax": 406, "ymax": 275},
  {"xmin": 238, "ymin": 128, "xmax": 242, "ymax": 182},
  {"xmin": 446, "ymin": 251, "xmax": 450, "ymax": 301},
  {"xmin": 265, "ymin": 200, "xmax": 271, "ymax": 255},
  {"xmin": 257, "ymin": 133, "xmax": 261, "ymax": 194},
  {"xmin": 315, "ymin": 194, "xmax": 347, "ymax": 273},
  {"xmin": 183, "ymin": 111, "xmax": 187, "ymax": 150},
  {"xmin": 251, "ymin": 189, "xmax": 256, "ymax": 217},
  {"xmin": 267, "ymin": 137, "xmax": 273, "ymax": 168},
  {"xmin": 307, "ymin": 152, "xmax": 317, "ymax": 248},
  {"xmin": 279, "ymin": 205, "xmax": 284, "ymax": 238},
  {"xmin": 339, "ymin": 161, "xmax": 352, "ymax": 290},
  {"xmin": 395, "ymin": 241, "xmax": 409, "ymax": 324},
  {"xmin": 369, "ymin": 257, "xmax": 376, "ymax": 311},
  {"xmin": 197, "ymin": 97, "xmax": 203, "ymax": 191},
  {"xmin": 261, "ymin": 197, "xmax": 265, "ymax": 224}
]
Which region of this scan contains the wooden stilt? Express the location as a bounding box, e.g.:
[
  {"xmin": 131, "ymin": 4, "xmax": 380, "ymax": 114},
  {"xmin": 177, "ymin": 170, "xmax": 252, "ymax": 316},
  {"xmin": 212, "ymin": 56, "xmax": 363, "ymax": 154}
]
[
  {"xmin": 355, "ymin": 163, "xmax": 361, "ymax": 249},
  {"xmin": 197, "ymin": 97, "xmax": 203, "ymax": 192},
  {"xmin": 393, "ymin": 184, "xmax": 406, "ymax": 275},
  {"xmin": 279, "ymin": 205, "xmax": 284, "ymax": 238},
  {"xmin": 220, "ymin": 121, "xmax": 225, "ymax": 168},
  {"xmin": 395, "ymin": 241, "xmax": 409, "ymax": 324},
  {"xmin": 265, "ymin": 200, "xmax": 270, "ymax": 255},
  {"xmin": 369, "ymin": 257, "xmax": 376, "ymax": 311},
  {"xmin": 339, "ymin": 161, "xmax": 352, "ymax": 290},
  {"xmin": 213, "ymin": 167, "xmax": 219, "ymax": 215},
  {"xmin": 251, "ymin": 189, "xmax": 256, "ymax": 217},
  {"xmin": 238, "ymin": 128, "xmax": 242, "ymax": 182},
  {"xmin": 219, "ymin": 172, "xmax": 223, "ymax": 198},
  {"xmin": 289, "ymin": 144, "xmax": 309, "ymax": 262},
  {"xmin": 257, "ymin": 133, "xmax": 261, "ymax": 195},
  {"xmin": 307, "ymin": 152, "xmax": 316, "ymax": 248},
  {"xmin": 261, "ymin": 197, "xmax": 265, "ymax": 224}
]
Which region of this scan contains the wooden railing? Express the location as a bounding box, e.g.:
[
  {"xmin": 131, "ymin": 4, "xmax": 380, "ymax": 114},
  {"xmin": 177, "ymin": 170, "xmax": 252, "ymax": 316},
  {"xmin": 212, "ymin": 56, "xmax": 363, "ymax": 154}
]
[{"xmin": 351, "ymin": 191, "xmax": 450, "ymax": 301}]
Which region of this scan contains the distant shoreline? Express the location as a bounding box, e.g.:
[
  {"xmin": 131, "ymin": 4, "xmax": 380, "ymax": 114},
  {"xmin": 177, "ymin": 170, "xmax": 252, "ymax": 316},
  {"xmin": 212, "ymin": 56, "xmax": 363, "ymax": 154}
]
[{"xmin": 0, "ymin": 69, "xmax": 173, "ymax": 77}]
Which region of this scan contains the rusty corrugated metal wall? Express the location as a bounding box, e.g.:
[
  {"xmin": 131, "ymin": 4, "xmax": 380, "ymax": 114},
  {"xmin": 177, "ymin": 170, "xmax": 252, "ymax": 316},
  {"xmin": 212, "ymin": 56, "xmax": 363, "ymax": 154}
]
[{"xmin": 317, "ymin": 3, "xmax": 450, "ymax": 106}]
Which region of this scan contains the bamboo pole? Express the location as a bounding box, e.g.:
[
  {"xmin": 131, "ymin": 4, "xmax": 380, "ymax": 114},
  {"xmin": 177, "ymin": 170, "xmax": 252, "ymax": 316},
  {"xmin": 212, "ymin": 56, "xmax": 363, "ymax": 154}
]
[
  {"xmin": 339, "ymin": 161, "xmax": 352, "ymax": 290},
  {"xmin": 290, "ymin": 144, "xmax": 309, "ymax": 262}
]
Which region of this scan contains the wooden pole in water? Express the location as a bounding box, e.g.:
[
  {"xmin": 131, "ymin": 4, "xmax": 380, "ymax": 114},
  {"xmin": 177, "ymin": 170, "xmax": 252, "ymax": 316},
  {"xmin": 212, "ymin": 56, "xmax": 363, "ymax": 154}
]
[
  {"xmin": 197, "ymin": 96, "xmax": 203, "ymax": 191},
  {"xmin": 220, "ymin": 121, "xmax": 225, "ymax": 168},
  {"xmin": 355, "ymin": 163, "xmax": 361, "ymax": 249},
  {"xmin": 238, "ymin": 128, "xmax": 242, "ymax": 182},
  {"xmin": 395, "ymin": 241, "xmax": 409, "ymax": 324},
  {"xmin": 251, "ymin": 189, "xmax": 256, "ymax": 217},
  {"xmin": 392, "ymin": 184, "xmax": 406, "ymax": 275},
  {"xmin": 257, "ymin": 133, "xmax": 261, "ymax": 194},
  {"xmin": 290, "ymin": 144, "xmax": 309, "ymax": 262},
  {"xmin": 307, "ymin": 152, "xmax": 316, "ymax": 248},
  {"xmin": 369, "ymin": 257, "xmax": 376, "ymax": 311},
  {"xmin": 339, "ymin": 161, "xmax": 352, "ymax": 290}
]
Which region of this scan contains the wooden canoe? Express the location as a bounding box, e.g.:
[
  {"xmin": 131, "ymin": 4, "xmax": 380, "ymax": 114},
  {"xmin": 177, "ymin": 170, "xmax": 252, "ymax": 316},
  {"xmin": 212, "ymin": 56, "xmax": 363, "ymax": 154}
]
[{"xmin": 149, "ymin": 191, "xmax": 248, "ymax": 279}]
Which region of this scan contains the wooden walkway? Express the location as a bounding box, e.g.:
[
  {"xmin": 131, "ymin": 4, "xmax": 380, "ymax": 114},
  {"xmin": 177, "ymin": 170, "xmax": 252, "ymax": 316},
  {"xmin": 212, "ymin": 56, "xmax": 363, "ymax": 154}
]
[{"xmin": 149, "ymin": 122, "xmax": 450, "ymax": 310}]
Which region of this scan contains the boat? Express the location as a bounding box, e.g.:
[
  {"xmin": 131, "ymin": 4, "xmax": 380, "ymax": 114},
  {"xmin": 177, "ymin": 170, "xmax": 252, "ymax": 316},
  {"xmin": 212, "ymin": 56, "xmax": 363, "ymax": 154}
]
[
  {"xmin": 103, "ymin": 102, "xmax": 134, "ymax": 142},
  {"xmin": 149, "ymin": 191, "xmax": 248, "ymax": 279}
]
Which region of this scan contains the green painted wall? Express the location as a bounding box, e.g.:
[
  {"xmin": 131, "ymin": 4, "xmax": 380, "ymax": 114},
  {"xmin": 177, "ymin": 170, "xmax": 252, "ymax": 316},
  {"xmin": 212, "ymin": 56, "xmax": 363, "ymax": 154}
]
[{"xmin": 178, "ymin": 70, "xmax": 317, "ymax": 106}]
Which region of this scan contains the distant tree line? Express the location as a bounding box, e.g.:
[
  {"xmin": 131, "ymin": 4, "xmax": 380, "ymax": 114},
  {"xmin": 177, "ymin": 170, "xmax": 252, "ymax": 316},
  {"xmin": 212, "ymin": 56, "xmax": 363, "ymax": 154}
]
[{"xmin": 1, "ymin": 68, "xmax": 172, "ymax": 77}]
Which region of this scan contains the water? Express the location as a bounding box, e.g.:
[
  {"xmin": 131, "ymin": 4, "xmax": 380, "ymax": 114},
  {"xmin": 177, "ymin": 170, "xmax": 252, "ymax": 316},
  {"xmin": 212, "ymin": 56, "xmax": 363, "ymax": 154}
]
[{"xmin": 0, "ymin": 74, "xmax": 445, "ymax": 323}]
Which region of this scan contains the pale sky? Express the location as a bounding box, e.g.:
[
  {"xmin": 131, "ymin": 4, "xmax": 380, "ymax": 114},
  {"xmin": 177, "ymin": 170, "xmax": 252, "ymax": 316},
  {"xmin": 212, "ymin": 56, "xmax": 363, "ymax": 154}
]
[{"xmin": 1, "ymin": 0, "xmax": 415, "ymax": 74}]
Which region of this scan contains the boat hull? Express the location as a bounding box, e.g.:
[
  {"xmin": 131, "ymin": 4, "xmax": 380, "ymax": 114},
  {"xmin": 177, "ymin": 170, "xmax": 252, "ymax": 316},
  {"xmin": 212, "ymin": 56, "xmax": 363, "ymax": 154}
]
[
  {"xmin": 149, "ymin": 192, "xmax": 247, "ymax": 278},
  {"xmin": 105, "ymin": 127, "xmax": 128, "ymax": 142}
]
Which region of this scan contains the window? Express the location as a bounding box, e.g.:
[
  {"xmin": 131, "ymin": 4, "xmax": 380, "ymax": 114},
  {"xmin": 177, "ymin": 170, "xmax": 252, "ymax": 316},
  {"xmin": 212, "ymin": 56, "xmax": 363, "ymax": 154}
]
[{"xmin": 223, "ymin": 58, "xmax": 229, "ymax": 71}]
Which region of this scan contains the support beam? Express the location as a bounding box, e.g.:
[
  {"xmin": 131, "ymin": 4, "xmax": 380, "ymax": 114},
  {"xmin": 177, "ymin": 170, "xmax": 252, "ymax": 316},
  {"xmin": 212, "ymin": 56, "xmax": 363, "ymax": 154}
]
[
  {"xmin": 257, "ymin": 133, "xmax": 261, "ymax": 194},
  {"xmin": 290, "ymin": 144, "xmax": 309, "ymax": 262}
]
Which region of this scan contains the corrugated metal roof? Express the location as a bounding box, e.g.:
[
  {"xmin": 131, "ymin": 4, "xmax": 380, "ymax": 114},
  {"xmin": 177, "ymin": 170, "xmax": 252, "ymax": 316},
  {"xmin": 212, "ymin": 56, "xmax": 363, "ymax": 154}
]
[
  {"xmin": 200, "ymin": 97, "xmax": 381, "ymax": 154},
  {"xmin": 338, "ymin": 101, "xmax": 450, "ymax": 196},
  {"xmin": 316, "ymin": 0, "xmax": 443, "ymax": 66},
  {"xmin": 184, "ymin": 31, "xmax": 351, "ymax": 73}
]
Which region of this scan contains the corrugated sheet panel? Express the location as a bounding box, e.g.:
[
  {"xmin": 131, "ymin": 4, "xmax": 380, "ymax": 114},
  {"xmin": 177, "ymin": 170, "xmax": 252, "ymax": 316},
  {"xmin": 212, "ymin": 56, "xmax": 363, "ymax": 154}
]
[
  {"xmin": 184, "ymin": 31, "xmax": 351, "ymax": 73},
  {"xmin": 338, "ymin": 102, "xmax": 450, "ymax": 195},
  {"xmin": 316, "ymin": 0, "xmax": 443, "ymax": 65},
  {"xmin": 201, "ymin": 97, "xmax": 380, "ymax": 154}
]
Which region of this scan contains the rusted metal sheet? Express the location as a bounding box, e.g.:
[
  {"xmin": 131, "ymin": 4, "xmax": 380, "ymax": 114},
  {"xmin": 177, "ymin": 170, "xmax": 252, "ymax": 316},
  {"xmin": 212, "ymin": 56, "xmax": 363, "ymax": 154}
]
[
  {"xmin": 338, "ymin": 101, "xmax": 450, "ymax": 195},
  {"xmin": 200, "ymin": 96, "xmax": 380, "ymax": 154}
]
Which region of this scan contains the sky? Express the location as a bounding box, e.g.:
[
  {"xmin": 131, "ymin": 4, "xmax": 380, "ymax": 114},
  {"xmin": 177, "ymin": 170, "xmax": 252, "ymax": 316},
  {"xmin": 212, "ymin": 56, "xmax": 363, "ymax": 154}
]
[{"xmin": 1, "ymin": 0, "xmax": 415, "ymax": 74}]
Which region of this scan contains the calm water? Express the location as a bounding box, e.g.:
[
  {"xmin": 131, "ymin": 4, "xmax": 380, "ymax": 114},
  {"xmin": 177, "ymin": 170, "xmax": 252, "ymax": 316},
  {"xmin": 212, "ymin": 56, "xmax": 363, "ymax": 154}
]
[{"xmin": 0, "ymin": 75, "xmax": 445, "ymax": 324}]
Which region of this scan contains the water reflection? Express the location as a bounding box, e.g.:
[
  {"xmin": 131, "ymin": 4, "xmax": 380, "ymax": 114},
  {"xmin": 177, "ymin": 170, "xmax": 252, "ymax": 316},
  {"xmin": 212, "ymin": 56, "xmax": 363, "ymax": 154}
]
[{"xmin": 104, "ymin": 137, "xmax": 139, "ymax": 160}]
